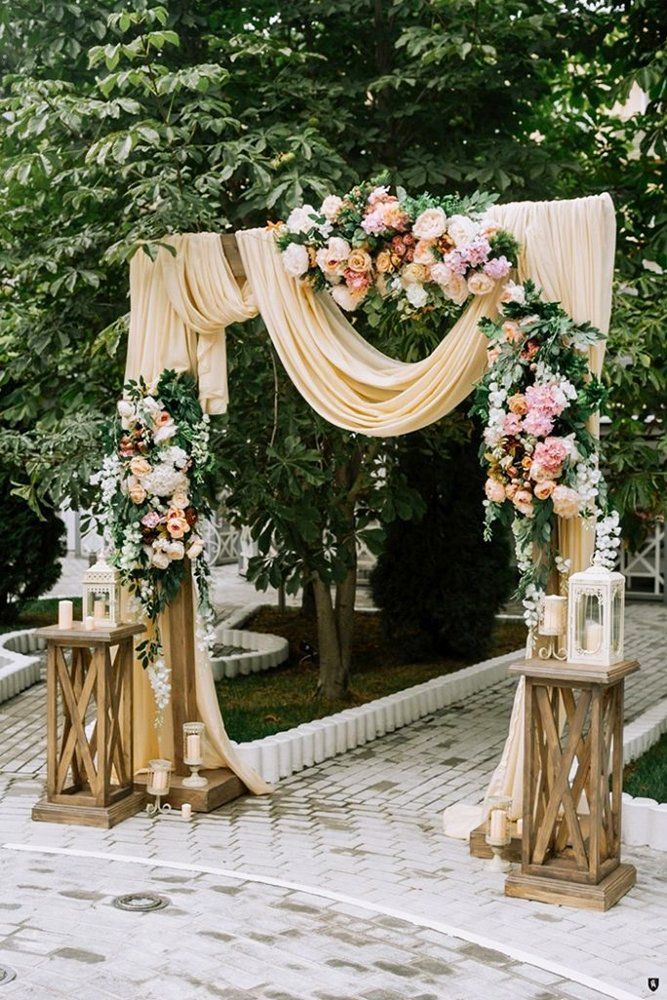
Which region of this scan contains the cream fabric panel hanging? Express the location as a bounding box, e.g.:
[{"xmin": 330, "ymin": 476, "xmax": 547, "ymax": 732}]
[{"xmin": 125, "ymin": 232, "xmax": 257, "ymax": 414}]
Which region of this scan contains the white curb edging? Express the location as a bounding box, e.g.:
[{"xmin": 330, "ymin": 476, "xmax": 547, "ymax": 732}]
[
  {"xmin": 621, "ymin": 696, "xmax": 667, "ymax": 851},
  {"xmin": 234, "ymin": 648, "xmax": 523, "ymax": 784},
  {"xmin": 210, "ymin": 625, "xmax": 289, "ymax": 680},
  {"xmin": 0, "ymin": 630, "xmax": 46, "ymax": 705}
]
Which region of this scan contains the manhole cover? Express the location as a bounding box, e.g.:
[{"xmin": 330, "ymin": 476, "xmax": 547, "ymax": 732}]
[
  {"xmin": 111, "ymin": 892, "xmax": 168, "ymax": 912},
  {"xmin": 0, "ymin": 965, "xmax": 17, "ymax": 986}
]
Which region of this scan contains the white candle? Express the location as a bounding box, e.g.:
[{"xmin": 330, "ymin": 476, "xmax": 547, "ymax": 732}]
[
  {"xmin": 150, "ymin": 769, "xmax": 168, "ymax": 793},
  {"xmin": 58, "ymin": 600, "xmax": 73, "ymax": 630},
  {"xmin": 516, "ymin": 818, "xmax": 523, "ymax": 837},
  {"xmin": 93, "ymin": 599, "xmax": 106, "ymax": 623},
  {"xmin": 181, "ymin": 803, "xmax": 192, "ymax": 821},
  {"xmin": 584, "ymin": 620, "xmax": 603, "ymax": 652},
  {"xmin": 541, "ymin": 596, "xmax": 566, "ymax": 636},
  {"xmin": 84, "ymin": 616, "xmax": 95, "ymax": 631},
  {"xmin": 185, "ymin": 733, "xmax": 201, "ymax": 763},
  {"xmin": 489, "ymin": 809, "xmax": 508, "ymax": 844}
]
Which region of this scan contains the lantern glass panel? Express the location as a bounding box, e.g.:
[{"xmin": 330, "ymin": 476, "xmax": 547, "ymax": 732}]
[
  {"xmin": 577, "ymin": 592, "xmax": 602, "ymax": 654},
  {"xmin": 611, "ymin": 587, "xmax": 623, "ymax": 656}
]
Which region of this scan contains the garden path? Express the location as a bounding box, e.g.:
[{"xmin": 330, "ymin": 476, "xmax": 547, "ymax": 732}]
[{"xmin": 0, "ymin": 603, "xmax": 664, "ymax": 1000}]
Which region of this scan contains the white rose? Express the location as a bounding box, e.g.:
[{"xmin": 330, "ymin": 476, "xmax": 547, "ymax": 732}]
[
  {"xmin": 153, "ymin": 420, "xmax": 177, "ymax": 444},
  {"xmin": 447, "ymin": 214, "xmax": 480, "ymax": 247},
  {"xmin": 320, "ymin": 195, "xmax": 343, "ymax": 222},
  {"xmin": 467, "ymin": 271, "xmax": 495, "ymax": 296},
  {"xmin": 412, "ymin": 207, "xmax": 447, "ymax": 241},
  {"xmin": 142, "ymin": 396, "xmax": 161, "ymax": 412},
  {"xmin": 430, "ymin": 262, "xmax": 452, "ymax": 286},
  {"xmin": 166, "ymin": 540, "xmax": 185, "ymax": 560},
  {"xmin": 442, "ymin": 272, "xmax": 469, "ymax": 305},
  {"xmin": 331, "ymin": 284, "xmax": 363, "ymax": 312},
  {"xmin": 315, "ymin": 237, "xmax": 350, "ymax": 278},
  {"xmin": 405, "ymin": 283, "xmax": 429, "ymax": 309},
  {"xmin": 117, "ymin": 400, "xmax": 134, "ymax": 419},
  {"xmin": 285, "ymin": 204, "xmax": 317, "ymax": 234},
  {"xmin": 187, "ymin": 536, "xmax": 205, "ymax": 560},
  {"xmin": 281, "ymin": 242, "xmax": 310, "ymax": 278},
  {"xmin": 151, "ymin": 550, "xmax": 170, "ymax": 570}
]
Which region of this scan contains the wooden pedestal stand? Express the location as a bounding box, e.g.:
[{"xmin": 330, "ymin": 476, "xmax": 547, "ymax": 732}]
[
  {"xmin": 32, "ymin": 622, "xmax": 147, "ymax": 828},
  {"xmin": 133, "ymin": 564, "xmax": 245, "ymax": 812},
  {"xmin": 505, "ymin": 657, "xmax": 639, "ymax": 911}
]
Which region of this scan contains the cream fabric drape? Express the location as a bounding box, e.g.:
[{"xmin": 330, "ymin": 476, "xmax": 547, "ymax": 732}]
[
  {"xmin": 236, "ymin": 228, "xmax": 499, "ymax": 436},
  {"xmin": 442, "ymin": 193, "xmax": 616, "ymax": 837},
  {"xmin": 126, "ymin": 233, "xmax": 257, "ymax": 414}
]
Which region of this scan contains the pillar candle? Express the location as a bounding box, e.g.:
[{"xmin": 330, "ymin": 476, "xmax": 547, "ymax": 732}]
[
  {"xmin": 516, "ymin": 818, "xmax": 523, "ymax": 837},
  {"xmin": 186, "ymin": 733, "xmax": 201, "ymax": 762},
  {"xmin": 93, "ymin": 599, "xmax": 105, "ymax": 623},
  {"xmin": 150, "ymin": 769, "xmax": 168, "ymax": 793},
  {"xmin": 181, "ymin": 803, "xmax": 192, "ymax": 821},
  {"xmin": 584, "ymin": 620, "xmax": 603, "ymax": 652},
  {"xmin": 541, "ymin": 596, "xmax": 567, "ymax": 636},
  {"xmin": 488, "ymin": 809, "xmax": 508, "ymax": 844},
  {"xmin": 84, "ymin": 616, "xmax": 95, "ymax": 631},
  {"xmin": 58, "ymin": 600, "xmax": 73, "ymax": 630}
]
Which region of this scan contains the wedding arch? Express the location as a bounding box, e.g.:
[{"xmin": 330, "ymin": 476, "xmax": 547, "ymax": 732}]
[{"xmin": 122, "ymin": 192, "xmax": 616, "ymax": 821}]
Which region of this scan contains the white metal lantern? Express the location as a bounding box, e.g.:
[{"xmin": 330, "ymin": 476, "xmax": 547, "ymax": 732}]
[
  {"xmin": 82, "ymin": 550, "xmax": 121, "ymax": 627},
  {"xmin": 567, "ymin": 565, "xmax": 625, "ymax": 666}
]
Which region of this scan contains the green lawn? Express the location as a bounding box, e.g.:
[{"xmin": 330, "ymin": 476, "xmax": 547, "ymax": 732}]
[
  {"xmin": 624, "ymin": 732, "xmax": 667, "ymax": 802},
  {"xmin": 0, "ymin": 598, "xmax": 83, "ymax": 636},
  {"xmin": 216, "ymin": 608, "xmax": 527, "ymax": 743}
]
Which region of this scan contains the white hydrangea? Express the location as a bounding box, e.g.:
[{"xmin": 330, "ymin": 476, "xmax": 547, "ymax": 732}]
[
  {"xmin": 162, "ymin": 445, "xmax": 189, "ymax": 470},
  {"xmin": 140, "ymin": 463, "xmax": 187, "ymax": 497}
]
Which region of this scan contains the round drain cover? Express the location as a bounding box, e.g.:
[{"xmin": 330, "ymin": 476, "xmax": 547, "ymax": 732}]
[
  {"xmin": 112, "ymin": 892, "xmax": 168, "ymax": 912},
  {"xmin": 0, "ymin": 965, "xmax": 17, "ymax": 986}
]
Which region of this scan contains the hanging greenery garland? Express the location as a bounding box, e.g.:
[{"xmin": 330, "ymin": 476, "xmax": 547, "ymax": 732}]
[
  {"xmin": 92, "ymin": 370, "xmax": 215, "ymax": 723},
  {"xmin": 470, "ymin": 280, "xmax": 621, "ymax": 638},
  {"xmin": 275, "ymin": 175, "xmax": 519, "ymax": 321}
]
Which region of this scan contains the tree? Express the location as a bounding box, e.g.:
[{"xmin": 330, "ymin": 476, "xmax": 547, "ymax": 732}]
[
  {"xmin": 0, "ymin": 1, "xmax": 663, "ymax": 696},
  {"xmin": 371, "ymin": 429, "xmax": 514, "ymax": 662}
]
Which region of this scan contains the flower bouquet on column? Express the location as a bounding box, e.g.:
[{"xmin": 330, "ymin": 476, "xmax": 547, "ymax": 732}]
[
  {"xmin": 91, "ymin": 370, "xmax": 215, "ymax": 722},
  {"xmin": 471, "ymin": 281, "xmax": 621, "ymax": 644}
]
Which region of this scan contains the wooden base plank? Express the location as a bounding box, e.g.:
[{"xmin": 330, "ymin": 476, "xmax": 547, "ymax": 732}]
[
  {"xmin": 134, "ymin": 768, "xmax": 245, "ymax": 813},
  {"xmin": 469, "ymin": 822, "xmax": 522, "ymax": 863},
  {"xmin": 505, "ymin": 862, "xmax": 636, "ymax": 912},
  {"xmin": 32, "ymin": 789, "xmax": 147, "ymax": 829}
]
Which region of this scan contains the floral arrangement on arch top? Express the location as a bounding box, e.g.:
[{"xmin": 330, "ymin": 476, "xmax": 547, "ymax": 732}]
[{"xmin": 275, "ymin": 176, "xmax": 520, "ymax": 321}]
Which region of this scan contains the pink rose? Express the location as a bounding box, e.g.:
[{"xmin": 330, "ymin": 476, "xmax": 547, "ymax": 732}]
[
  {"xmin": 485, "ymin": 478, "xmax": 506, "ymax": 503},
  {"xmin": 552, "ymin": 485, "xmax": 581, "ymax": 518}
]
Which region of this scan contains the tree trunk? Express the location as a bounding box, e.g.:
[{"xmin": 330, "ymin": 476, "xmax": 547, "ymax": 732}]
[
  {"xmin": 313, "ymin": 576, "xmax": 347, "ymax": 700},
  {"xmin": 301, "ymin": 577, "xmax": 316, "ymax": 618}
]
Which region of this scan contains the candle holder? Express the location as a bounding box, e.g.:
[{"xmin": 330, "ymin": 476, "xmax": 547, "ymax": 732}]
[
  {"xmin": 485, "ymin": 795, "xmax": 512, "ymax": 872},
  {"xmin": 146, "ymin": 759, "xmax": 172, "ymax": 816},
  {"xmin": 182, "ymin": 722, "xmax": 208, "ymax": 789},
  {"xmin": 537, "ymin": 595, "xmax": 567, "ymax": 661}
]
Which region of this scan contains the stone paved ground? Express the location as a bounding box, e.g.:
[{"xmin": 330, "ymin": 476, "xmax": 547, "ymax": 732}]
[{"xmin": 0, "ymin": 604, "xmax": 665, "ymax": 1000}]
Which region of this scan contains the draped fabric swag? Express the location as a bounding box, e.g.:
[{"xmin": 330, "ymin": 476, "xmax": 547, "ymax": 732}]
[{"xmin": 124, "ymin": 193, "xmax": 616, "ymax": 808}]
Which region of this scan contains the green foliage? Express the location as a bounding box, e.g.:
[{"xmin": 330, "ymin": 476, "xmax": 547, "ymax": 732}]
[
  {"xmin": 624, "ymin": 733, "xmax": 667, "ymax": 802},
  {"xmin": 0, "ymin": 475, "xmax": 66, "ymax": 621},
  {"xmin": 371, "ymin": 431, "xmax": 514, "ymax": 661}
]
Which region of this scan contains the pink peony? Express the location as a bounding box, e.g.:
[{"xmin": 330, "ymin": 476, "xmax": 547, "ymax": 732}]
[
  {"xmin": 503, "ymin": 412, "xmax": 523, "ymax": 436},
  {"xmin": 532, "ymin": 437, "xmax": 568, "ymax": 475},
  {"xmin": 523, "ymin": 410, "xmax": 555, "ymax": 437},
  {"xmin": 484, "ymin": 255, "xmax": 511, "ymax": 279},
  {"xmin": 552, "ymin": 485, "xmax": 581, "ymax": 518},
  {"xmin": 485, "ymin": 478, "xmax": 506, "ymax": 503}
]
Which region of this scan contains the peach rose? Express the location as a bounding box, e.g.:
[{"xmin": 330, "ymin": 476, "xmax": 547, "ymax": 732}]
[
  {"xmin": 467, "ymin": 271, "xmax": 495, "ymax": 296},
  {"xmin": 128, "ymin": 483, "xmax": 146, "ymax": 504},
  {"xmin": 130, "ymin": 457, "xmax": 152, "ymax": 477},
  {"xmin": 151, "ymin": 550, "xmax": 170, "ymax": 570},
  {"xmin": 154, "ymin": 410, "xmax": 172, "ymax": 426},
  {"xmin": 485, "ymin": 478, "xmax": 506, "ymax": 503},
  {"xmin": 171, "ymin": 490, "xmax": 190, "ymax": 509},
  {"xmin": 552, "ymin": 485, "xmax": 581, "ymax": 518},
  {"xmin": 502, "ymin": 321, "xmax": 523, "ymax": 344},
  {"xmin": 413, "ymin": 240, "xmax": 436, "ymax": 265},
  {"xmin": 513, "ymin": 489, "xmax": 534, "ymax": 516},
  {"xmin": 534, "ymin": 480, "xmax": 556, "ymax": 500},
  {"xmin": 375, "ymin": 250, "xmax": 393, "ymax": 273},
  {"xmin": 487, "ymin": 346, "xmax": 501, "ymax": 365},
  {"xmin": 347, "ymin": 249, "xmax": 373, "ymax": 273},
  {"xmin": 442, "ymin": 272, "xmax": 469, "ymax": 305},
  {"xmin": 402, "ymin": 262, "xmax": 428, "ymax": 284},
  {"xmin": 508, "ymin": 393, "xmax": 528, "ymax": 415},
  {"xmin": 167, "ymin": 516, "xmax": 191, "ymax": 539},
  {"xmin": 505, "ymin": 483, "xmax": 519, "ymax": 500}
]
